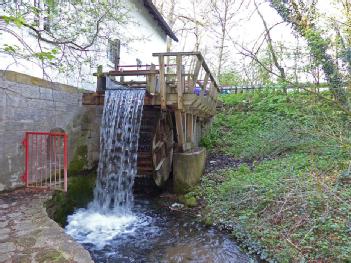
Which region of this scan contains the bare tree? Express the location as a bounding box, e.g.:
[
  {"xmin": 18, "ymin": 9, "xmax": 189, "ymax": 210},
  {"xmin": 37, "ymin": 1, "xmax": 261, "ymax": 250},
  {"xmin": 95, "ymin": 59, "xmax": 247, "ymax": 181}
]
[
  {"xmin": 254, "ymin": 1, "xmax": 287, "ymax": 93},
  {"xmin": 209, "ymin": 0, "xmax": 244, "ymax": 78},
  {"xmin": 269, "ymin": 0, "xmax": 349, "ymax": 107}
]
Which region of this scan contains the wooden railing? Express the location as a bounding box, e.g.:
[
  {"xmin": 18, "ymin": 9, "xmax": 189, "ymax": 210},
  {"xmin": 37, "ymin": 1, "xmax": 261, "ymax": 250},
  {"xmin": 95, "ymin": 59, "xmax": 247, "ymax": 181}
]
[
  {"xmin": 152, "ymin": 52, "xmax": 219, "ymax": 110},
  {"xmin": 93, "ymin": 51, "xmax": 219, "ymax": 115}
]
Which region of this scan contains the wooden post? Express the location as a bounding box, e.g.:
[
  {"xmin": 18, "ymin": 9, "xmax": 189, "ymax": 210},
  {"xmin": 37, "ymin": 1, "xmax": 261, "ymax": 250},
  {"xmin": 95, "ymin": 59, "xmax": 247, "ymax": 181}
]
[
  {"xmin": 203, "ymin": 73, "xmax": 209, "ymax": 90},
  {"xmin": 175, "ymin": 110, "xmax": 185, "ymax": 151},
  {"xmin": 193, "ymin": 116, "xmax": 197, "ymax": 146},
  {"xmin": 147, "ymin": 64, "xmax": 156, "ymax": 95},
  {"xmin": 184, "ymin": 113, "xmax": 187, "ymax": 143},
  {"xmin": 176, "ymin": 55, "xmax": 183, "ymax": 110},
  {"xmin": 186, "ymin": 113, "xmax": 193, "ymax": 145},
  {"xmin": 192, "ymin": 56, "xmax": 203, "ymax": 88},
  {"xmin": 194, "ymin": 58, "xmax": 203, "ymax": 78},
  {"xmin": 159, "ymin": 55, "xmax": 166, "ymax": 110}
]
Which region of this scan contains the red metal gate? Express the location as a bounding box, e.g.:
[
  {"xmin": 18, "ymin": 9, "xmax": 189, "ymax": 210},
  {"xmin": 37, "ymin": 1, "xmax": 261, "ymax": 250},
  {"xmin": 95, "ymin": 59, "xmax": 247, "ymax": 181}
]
[{"xmin": 22, "ymin": 132, "xmax": 68, "ymax": 192}]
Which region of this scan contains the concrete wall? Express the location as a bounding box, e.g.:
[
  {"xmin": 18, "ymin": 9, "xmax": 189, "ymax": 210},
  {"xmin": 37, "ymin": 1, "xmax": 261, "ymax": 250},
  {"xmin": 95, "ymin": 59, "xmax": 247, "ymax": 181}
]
[{"xmin": 0, "ymin": 71, "xmax": 102, "ymax": 191}]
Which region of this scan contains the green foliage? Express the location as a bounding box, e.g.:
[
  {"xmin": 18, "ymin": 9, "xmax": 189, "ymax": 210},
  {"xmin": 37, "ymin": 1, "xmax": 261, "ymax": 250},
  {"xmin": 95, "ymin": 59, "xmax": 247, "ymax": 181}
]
[
  {"xmin": 3, "ymin": 44, "xmax": 17, "ymax": 53},
  {"xmin": 1, "ymin": 15, "xmax": 26, "ymax": 27},
  {"xmin": 1, "ymin": 1, "xmax": 129, "ymax": 75},
  {"xmin": 219, "ymin": 71, "xmax": 242, "ymax": 86},
  {"xmin": 198, "ymin": 91, "xmax": 351, "ymax": 261},
  {"xmin": 33, "ymin": 48, "xmax": 59, "ymax": 61}
]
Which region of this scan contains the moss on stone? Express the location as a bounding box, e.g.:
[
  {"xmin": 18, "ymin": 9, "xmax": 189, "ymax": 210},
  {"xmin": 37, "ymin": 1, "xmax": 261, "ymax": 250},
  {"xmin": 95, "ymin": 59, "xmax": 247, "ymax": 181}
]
[
  {"xmin": 68, "ymin": 136, "xmax": 88, "ymax": 175},
  {"xmin": 35, "ymin": 249, "xmax": 68, "ymax": 263},
  {"xmin": 45, "ymin": 171, "xmax": 96, "ymax": 226},
  {"xmin": 202, "ymin": 216, "xmax": 214, "ymax": 226},
  {"xmin": 178, "ymin": 193, "xmax": 198, "ymax": 207}
]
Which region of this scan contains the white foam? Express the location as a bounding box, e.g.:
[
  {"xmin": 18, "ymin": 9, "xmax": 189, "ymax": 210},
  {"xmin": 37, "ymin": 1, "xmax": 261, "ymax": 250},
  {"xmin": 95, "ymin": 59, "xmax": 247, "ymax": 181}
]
[{"xmin": 65, "ymin": 208, "xmax": 138, "ymax": 249}]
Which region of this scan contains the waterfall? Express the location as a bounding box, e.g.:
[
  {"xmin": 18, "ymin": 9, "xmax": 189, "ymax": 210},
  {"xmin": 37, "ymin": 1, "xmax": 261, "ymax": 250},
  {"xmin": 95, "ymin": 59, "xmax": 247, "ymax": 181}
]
[
  {"xmin": 65, "ymin": 79, "xmax": 146, "ymax": 247},
  {"xmin": 92, "ymin": 80, "xmax": 145, "ymax": 213}
]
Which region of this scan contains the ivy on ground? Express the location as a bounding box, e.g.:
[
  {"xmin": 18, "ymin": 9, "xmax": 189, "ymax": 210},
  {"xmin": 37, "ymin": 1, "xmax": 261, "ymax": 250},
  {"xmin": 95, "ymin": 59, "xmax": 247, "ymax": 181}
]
[{"xmin": 197, "ymin": 91, "xmax": 351, "ymax": 262}]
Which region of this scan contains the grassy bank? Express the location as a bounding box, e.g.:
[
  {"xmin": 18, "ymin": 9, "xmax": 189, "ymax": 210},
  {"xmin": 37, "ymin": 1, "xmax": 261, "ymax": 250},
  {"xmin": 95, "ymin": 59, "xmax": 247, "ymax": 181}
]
[{"xmin": 197, "ymin": 91, "xmax": 351, "ymax": 262}]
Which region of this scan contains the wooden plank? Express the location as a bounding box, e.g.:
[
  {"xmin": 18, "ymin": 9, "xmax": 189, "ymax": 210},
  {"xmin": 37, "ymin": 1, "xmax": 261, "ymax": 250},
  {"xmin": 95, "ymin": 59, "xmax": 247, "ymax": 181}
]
[
  {"xmin": 175, "ymin": 110, "xmax": 185, "ymax": 151},
  {"xmin": 107, "ymin": 69, "xmax": 159, "ymax": 76},
  {"xmin": 176, "ymin": 55, "xmax": 183, "ymax": 110},
  {"xmin": 159, "ymin": 55, "xmax": 167, "ymax": 110}
]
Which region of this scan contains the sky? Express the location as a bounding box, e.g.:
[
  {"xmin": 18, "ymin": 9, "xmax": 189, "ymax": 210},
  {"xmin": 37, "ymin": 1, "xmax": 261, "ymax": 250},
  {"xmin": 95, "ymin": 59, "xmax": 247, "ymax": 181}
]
[{"xmin": 155, "ymin": 0, "xmax": 345, "ymax": 81}]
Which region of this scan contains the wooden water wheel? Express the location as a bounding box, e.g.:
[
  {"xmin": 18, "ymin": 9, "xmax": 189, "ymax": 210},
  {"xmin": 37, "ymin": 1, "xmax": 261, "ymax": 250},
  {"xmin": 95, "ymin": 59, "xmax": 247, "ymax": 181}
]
[
  {"xmin": 152, "ymin": 112, "xmax": 174, "ymax": 186},
  {"xmin": 137, "ymin": 107, "xmax": 174, "ymax": 187}
]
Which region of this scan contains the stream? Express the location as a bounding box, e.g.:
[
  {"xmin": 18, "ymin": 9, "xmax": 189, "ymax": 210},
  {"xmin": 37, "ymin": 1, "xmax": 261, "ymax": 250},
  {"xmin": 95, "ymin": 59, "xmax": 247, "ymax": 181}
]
[
  {"xmin": 65, "ymin": 195, "xmax": 255, "ymax": 263},
  {"xmin": 65, "ymin": 86, "xmax": 254, "ymax": 262}
]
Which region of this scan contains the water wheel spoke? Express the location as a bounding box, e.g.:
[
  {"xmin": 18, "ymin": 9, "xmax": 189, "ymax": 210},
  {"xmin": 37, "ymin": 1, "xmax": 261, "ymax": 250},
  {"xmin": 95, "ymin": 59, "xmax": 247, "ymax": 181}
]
[{"xmin": 151, "ymin": 112, "xmax": 174, "ymax": 187}]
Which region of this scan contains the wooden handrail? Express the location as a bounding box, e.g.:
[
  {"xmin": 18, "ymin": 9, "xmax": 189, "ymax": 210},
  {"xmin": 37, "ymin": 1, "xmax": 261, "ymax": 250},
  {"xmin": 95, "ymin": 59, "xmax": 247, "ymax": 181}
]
[
  {"xmin": 152, "ymin": 51, "xmax": 219, "ymax": 92},
  {"xmin": 152, "ymin": 51, "xmax": 201, "ymax": 57}
]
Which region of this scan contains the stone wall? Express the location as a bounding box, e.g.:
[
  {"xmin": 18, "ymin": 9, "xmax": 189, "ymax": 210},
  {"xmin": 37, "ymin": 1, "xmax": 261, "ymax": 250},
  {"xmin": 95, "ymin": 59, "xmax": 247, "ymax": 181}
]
[{"xmin": 0, "ymin": 71, "xmax": 102, "ymax": 191}]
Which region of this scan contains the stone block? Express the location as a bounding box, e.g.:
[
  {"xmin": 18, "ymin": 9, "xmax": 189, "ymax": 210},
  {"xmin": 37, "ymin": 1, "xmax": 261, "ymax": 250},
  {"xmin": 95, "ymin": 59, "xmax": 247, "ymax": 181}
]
[{"xmin": 173, "ymin": 147, "xmax": 206, "ymax": 194}]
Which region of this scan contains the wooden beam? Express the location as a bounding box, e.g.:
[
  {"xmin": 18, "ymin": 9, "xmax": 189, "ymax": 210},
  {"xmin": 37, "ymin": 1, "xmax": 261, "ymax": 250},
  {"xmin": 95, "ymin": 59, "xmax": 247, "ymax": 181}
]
[
  {"xmin": 175, "ymin": 110, "xmax": 185, "ymax": 151},
  {"xmin": 193, "ymin": 116, "xmax": 197, "ymax": 146},
  {"xmin": 192, "ymin": 57, "xmax": 203, "ymax": 85},
  {"xmin": 107, "ymin": 69, "xmax": 159, "ymax": 76},
  {"xmin": 146, "ymin": 64, "xmax": 156, "ymax": 95},
  {"xmin": 159, "ymin": 55, "xmax": 167, "ymax": 110},
  {"xmin": 153, "ymin": 51, "xmax": 201, "ymax": 57},
  {"xmin": 176, "ymin": 55, "xmax": 183, "ymax": 110},
  {"xmin": 202, "ymin": 73, "xmax": 209, "ymax": 90},
  {"xmin": 186, "ymin": 113, "xmax": 193, "ymax": 144}
]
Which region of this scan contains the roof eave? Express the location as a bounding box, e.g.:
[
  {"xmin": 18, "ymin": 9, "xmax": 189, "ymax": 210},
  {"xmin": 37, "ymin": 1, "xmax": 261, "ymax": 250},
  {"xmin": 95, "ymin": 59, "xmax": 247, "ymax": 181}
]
[{"xmin": 143, "ymin": 0, "xmax": 179, "ymax": 42}]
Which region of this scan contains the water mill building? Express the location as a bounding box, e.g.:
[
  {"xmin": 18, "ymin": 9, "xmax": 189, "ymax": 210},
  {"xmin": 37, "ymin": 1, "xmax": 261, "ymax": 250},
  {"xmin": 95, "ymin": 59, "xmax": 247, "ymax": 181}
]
[{"xmin": 0, "ymin": 0, "xmax": 219, "ymax": 193}]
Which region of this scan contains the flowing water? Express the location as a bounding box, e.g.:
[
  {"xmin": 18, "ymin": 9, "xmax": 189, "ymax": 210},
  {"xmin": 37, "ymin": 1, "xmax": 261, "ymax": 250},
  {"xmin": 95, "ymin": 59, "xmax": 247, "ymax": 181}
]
[
  {"xmin": 66, "ymin": 82, "xmax": 145, "ymax": 250},
  {"xmin": 91, "ymin": 83, "xmax": 145, "ymax": 214},
  {"xmin": 67, "ymin": 196, "xmax": 254, "ymax": 263},
  {"xmin": 65, "ymin": 82, "xmax": 253, "ymax": 262}
]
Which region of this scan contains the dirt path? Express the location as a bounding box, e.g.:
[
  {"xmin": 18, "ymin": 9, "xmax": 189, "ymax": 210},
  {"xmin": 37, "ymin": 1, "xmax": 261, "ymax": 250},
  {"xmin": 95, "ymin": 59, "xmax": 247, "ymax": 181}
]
[
  {"xmin": 205, "ymin": 152, "xmax": 255, "ymax": 173},
  {"xmin": 0, "ymin": 188, "xmax": 92, "ymax": 263}
]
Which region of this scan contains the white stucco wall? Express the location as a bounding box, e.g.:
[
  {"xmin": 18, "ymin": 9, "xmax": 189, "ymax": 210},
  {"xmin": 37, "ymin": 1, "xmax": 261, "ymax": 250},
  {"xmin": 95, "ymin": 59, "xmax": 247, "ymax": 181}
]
[{"xmin": 0, "ymin": 0, "xmax": 167, "ymax": 90}]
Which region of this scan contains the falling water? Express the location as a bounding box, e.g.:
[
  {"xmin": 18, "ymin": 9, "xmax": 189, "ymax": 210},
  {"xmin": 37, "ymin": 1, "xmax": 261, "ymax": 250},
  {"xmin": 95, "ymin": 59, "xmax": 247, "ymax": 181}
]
[
  {"xmin": 92, "ymin": 81, "xmax": 145, "ymax": 214},
  {"xmin": 65, "ymin": 79, "xmax": 146, "ymax": 247}
]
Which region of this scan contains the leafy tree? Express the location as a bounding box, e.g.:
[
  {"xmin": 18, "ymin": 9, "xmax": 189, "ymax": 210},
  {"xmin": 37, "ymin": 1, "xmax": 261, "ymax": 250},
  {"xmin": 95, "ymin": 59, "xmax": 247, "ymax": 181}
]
[
  {"xmin": 219, "ymin": 70, "xmax": 242, "ymax": 86},
  {"xmin": 269, "ymin": 0, "xmax": 349, "ymax": 108},
  {"xmin": 0, "ymin": 0, "xmax": 129, "ymax": 77}
]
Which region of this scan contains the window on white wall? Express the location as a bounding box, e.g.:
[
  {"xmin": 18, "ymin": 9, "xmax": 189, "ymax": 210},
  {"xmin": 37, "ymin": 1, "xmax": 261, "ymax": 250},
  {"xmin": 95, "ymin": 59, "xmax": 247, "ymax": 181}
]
[{"xmin": 107, "ymin": 39, "xmax": 121, "ymax": 70}]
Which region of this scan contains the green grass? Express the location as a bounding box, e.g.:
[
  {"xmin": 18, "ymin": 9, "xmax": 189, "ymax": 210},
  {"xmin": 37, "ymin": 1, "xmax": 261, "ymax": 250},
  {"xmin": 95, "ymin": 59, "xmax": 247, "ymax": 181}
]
[{"xmin": 197, "ymin": 90, "xmax": 351, "ymax": 262}]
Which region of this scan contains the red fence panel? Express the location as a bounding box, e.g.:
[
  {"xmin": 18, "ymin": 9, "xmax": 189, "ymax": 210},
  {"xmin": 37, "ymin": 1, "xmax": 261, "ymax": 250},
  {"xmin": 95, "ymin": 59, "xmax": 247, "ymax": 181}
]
[{"xmin": 21, "ymin": 132, "xmax": 68, "ymax": 192}]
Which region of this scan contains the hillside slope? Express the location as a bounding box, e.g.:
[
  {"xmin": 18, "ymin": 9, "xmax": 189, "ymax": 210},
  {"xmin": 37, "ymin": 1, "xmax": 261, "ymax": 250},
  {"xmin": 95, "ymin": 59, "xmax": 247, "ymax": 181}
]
[{"xmin": 198, "ymin": 91, "xmax": 351, "ymax": 262}]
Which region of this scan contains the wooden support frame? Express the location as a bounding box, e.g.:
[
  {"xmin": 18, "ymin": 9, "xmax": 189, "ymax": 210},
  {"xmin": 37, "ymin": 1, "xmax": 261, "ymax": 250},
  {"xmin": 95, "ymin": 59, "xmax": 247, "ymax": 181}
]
[
  {"xmin": 186, "ymin": 113, "xmax": 193, "ymax": 144},
  {"xmin": 146, "ymin": 64, "xmax": 156, "ymax": 95},
  {"xmin": 159, "ymin": 55, "xmax": 167, "ymax": 110},
  {"xmin": 175, "ymin": 110, "xmax": 185, "ymax": 151},
  {"xmin": 202, "ymin": 73, "xmax": 209, "ymax": 90},
  {"xmin": 192, "ymin": 56, "xmax": 203, "ymax": 87},
  {"xmin": 176, "ymin": 55, "xmax": 183, "ymax": 110},
  {"xmin": 91, "ymin": 51, "xmax": 221, "ymax": 152}
]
